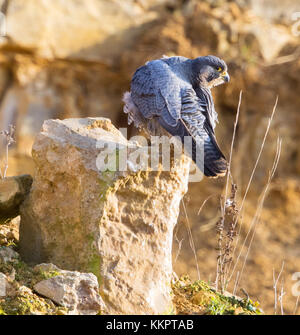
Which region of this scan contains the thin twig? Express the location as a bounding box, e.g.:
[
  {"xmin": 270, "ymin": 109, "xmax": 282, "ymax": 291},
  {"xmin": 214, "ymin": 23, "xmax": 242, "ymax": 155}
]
[
  {"xmin": 279, "ymin": 276, "xmax": 286, "ymax": 315},
  {"xmin": 0, "ymin": 125, "xmax": 15, "ymax": 178},
  {"xmin": 174, "ymin": 226, "xmax": 184, "ymax": 264},
  {"xmin": 233, "ymin": 271, "xmax": 240, "ymax": 296},
  {"xmin": 197, "ymin": 194, "xmax": 217, "ymax": 216},
  {"xmin": 293, "ymin": 296, "xmax": 299, "ymax": 315},
  {"xmin": 215, "ymin": 196, "xmax": 224, "ymax": 291},
  {"xmin": 273, "ymin": 261, "xmax": 285, "ymax": 315},
  {"xmin": 223, "ymin": 90, "xmax": 242, "ymax": 214},
  {"xmin": 182, "ymin": 198, "xmax": 201, "ymax": 280}
]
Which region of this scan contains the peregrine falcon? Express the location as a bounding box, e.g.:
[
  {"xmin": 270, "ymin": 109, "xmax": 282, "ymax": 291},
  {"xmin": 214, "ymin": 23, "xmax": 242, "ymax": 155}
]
[{"xmin": 123, "ymin": 55, "xmax": 229, "ymax": 177}]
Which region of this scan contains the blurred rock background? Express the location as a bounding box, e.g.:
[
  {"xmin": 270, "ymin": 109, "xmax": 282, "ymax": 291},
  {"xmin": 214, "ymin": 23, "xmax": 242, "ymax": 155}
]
[{"xmin": 0, "ymin": 0, "xmax": 299, "ymax": 314}]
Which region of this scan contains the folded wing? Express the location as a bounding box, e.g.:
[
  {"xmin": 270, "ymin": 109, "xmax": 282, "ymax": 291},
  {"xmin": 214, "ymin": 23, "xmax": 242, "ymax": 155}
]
[{"xmin": 130, "ymin": 61, "xmax": 228, "ymax": 177}]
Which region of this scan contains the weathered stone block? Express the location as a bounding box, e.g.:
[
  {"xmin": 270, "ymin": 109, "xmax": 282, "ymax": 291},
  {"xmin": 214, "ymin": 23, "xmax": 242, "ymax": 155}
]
[{"xmin": 20, "ymin": 117, "xmax": 190, "ymax": 314}]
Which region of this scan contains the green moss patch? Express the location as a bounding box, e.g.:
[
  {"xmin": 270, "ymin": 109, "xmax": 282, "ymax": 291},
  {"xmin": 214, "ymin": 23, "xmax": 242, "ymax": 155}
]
[
  {"xmin": 172, "ymin": 276, "xmax": 262, "ymax": 315},
  {"xmin": 0, "ymin": 291, "xmax": 67, "ymax": 315},
  {"xmin": 0, "ymin": 258, "xmax": 66, "ymax": 315}
]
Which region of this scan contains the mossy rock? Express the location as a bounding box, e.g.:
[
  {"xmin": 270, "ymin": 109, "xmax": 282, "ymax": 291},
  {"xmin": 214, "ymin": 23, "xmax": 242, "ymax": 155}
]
[
  {"xmin": 172, "ymin": 276, "xmax": 262, "ymax": 315},
  {"xmin": 0, "ymin": 258, "xmax": 68, "ymax": 315},
  {"xmin": 0, "ymin": 291, "xmax": 67, "ymax": 315}
]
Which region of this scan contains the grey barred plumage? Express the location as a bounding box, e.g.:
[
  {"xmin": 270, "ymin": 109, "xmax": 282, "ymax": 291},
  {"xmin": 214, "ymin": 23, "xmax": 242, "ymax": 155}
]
[{"xmin": 123, "ymin": 55, "xmax": 230, "ymax": 177}]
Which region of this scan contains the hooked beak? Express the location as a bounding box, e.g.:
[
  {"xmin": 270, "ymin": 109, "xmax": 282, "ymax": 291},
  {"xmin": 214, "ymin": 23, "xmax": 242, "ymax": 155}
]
[{"xmin": 222, "ymin": 71, "xmax": 230, "ymax": 83}]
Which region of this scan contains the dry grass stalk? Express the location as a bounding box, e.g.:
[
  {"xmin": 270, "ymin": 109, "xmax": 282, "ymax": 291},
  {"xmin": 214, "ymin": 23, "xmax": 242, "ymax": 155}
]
[
  {"xmin": 224, "ymin": 97, "xmax": 279, "ymax": 289},
  {"xmin": 182, "ymin": 198, "xmax": 201, "ymax": 280},
  {"xmin": 174, "ymin": 224, "xmax": 184, "ymax": 264},
  {"xmin": 215, "ymin": 91, "xmax": 242, "ymax": 293},
  {"xmin": 293, "ymin": 296, "xmax": 299, "ymax": 315},
  {"xmin": 0, "ymin": 125, "xmax": 15, "ymax": 179},
  {"xmin": 230, "ymin": 137, "xmax": 282, "ymax": 291},
  {"xmin": 215, "ymin": 183, "xmax": 239, "ymax": 293},
  {"xmin": 227, "ymin": 96, "xmax": 278, "ymax": 280},
  {"xmin": 215, "ymin": 94, "xmax": 280, "ymax": 299},
  {"xmin": 273, "ymin": 261, "xmax": 285, "ymax": 315}
]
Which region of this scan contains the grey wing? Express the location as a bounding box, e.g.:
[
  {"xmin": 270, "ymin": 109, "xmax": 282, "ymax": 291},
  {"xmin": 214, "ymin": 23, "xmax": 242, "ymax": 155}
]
[
  {"xmin": 185, "ymin": 87, "xmax": 228, "ymax": 177},
  {"xmin": 194, "ymin": 87, "xmax": 218, "ymax": 131},
  {"xmin": 130, "ymin": 60, "xmax": 183, "ymax": 127},
  {"xmin": 130, "ymin": 61, "xmax": 227, "ymax": 177},
  {"xmin": 159, "ymin": 88, "xmax": 228, "ymax": 177}
]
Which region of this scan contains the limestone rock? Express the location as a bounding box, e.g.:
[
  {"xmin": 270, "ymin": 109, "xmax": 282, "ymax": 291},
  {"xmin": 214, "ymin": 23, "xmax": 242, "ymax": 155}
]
[
  {"xmin": 0, "ymin": 216, "xmax": 20, "ymax": 246},
  {"xmin": 250, "ymin": 0, "xmax": 300, "ymax": 25},
  {"xmin": 4, "ymin": 0, "xmax": 162, "ymax": 61},
  {"xmin": 0, "ymin": 175, "xmax": 33, "ymax": 223},
  {"xmin": 20, "ymin": 117, "xmax": 191, "ymax": 314},
  {"xmin": 18, "ymin": 285, "xmax": 33, "ymax": 296},
  {"xmin": 33, "ymin": 263, "xmax": 104, "ymax": 315},
  {"xmin": 240, "ymin": 18, "xmax": 294, "ymax": 62},
  {"xmin": 0, "ymin": 246, "xmax": 19, "ymax": 264},
  {"xmin": 0, "ymin": 272, "xmax": 7, "ymax": 297}
]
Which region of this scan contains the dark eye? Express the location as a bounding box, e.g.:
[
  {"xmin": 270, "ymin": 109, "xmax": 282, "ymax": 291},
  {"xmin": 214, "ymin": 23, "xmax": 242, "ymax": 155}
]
[{"xmin": 217, "ymin": 67, "xmax": 222, "ymax": 72}]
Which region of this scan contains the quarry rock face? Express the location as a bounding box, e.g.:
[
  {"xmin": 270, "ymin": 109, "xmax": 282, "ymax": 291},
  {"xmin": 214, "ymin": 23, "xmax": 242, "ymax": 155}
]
[
  {"xmin": 5, "ymin": 0, "xmax": 161, "ymax": 61},
  {"xmin": 0, "ymin": 0, "xmax": 166, "ymax": 153},
  {"xmin": 20, "ymin": 117, "xmax": 191, "ymax": 314},
  {"xmin": 1, "ymin": 0, "xmax": 299, "ymax": 183}
]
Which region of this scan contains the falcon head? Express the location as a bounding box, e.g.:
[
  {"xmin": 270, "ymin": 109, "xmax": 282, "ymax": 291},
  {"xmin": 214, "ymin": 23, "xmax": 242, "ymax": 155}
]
[{"xmin": 191, "ymin": 55, "xmax": 230, "ymax": 89}]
